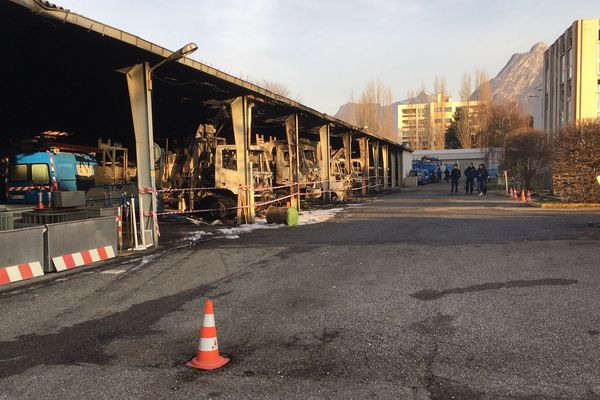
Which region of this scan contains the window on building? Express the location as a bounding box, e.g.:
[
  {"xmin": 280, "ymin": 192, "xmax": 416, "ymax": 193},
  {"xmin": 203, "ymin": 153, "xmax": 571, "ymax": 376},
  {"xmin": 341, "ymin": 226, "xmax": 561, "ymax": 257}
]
[
  {"xmin": 597, "ymin": 80, "xmax": 600, "ymax": 118},
  {"xmin": 560, "ymin": 55, "xmax": 565, "ymax": 84},
  {"xmin": 568, "ymin": 48, "xmax": 573, "ymax": 79},
  {"xmin": 597, "ymin": 42, "xmax": 600, "ymax": 73}
]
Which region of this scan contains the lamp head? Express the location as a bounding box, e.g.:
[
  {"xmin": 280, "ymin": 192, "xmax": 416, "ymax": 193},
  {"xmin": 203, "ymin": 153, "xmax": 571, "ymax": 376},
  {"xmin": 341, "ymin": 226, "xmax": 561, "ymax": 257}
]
[{"xmin": 167, "ymin": 42, "xmax": 198, "ymax": 62}]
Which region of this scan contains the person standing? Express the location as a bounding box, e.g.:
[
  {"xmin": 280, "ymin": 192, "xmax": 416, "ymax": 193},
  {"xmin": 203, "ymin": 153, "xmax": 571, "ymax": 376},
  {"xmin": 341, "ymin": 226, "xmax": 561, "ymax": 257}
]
[
  {"xmin": 450, "ymin": 164, "xmax": 461, "ymax": 194},
  {"xmin": 444, "ymin": 169, "xmax": 450, "ymax": 183},
  {"xmin": 477, "ymin": 163, "xmax": 489, "ymax": 196},
  {"xmin": 436, "ymin": 168, "xmax": 442, "ymax": 184},
  {"xmin": 464, "ymin": 163, "xmax": 476, "ymax": 195}
]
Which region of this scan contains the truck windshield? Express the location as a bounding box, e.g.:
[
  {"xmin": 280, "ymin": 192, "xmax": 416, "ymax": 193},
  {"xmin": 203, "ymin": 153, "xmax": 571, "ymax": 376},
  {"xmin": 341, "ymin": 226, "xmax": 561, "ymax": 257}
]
[
  {"xmin": 9, "ymin": 163, "xmax": 50, "ymax": 184},
  {"xmin": 10, "ymin": 164, "xmax": 27, "ymax": 181},
  {"xmin": 31, "ymin": 164, "xmax": 50, "ymax": 184}
]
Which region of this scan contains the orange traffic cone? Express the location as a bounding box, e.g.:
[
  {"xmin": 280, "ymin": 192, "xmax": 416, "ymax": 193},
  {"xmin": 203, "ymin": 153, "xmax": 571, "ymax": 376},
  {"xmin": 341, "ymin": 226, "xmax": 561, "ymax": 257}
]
[
  {"xmin": 526, "ymin": 190, "xmax": 532, "ymax": 202},
  {"xmin": 520, "ymin": 189, "xmax": 526, "ymax": 202},
  {"xmin": 37, "ymin": 191, "xmax": 44, "ymax": 209},
  {"xmin": 187, "ymin": 299, "xmax": 229, "ymax": 370},
  {"xmin": 512, "ymin": 188, "xmax": 518, "ymax": 201}
]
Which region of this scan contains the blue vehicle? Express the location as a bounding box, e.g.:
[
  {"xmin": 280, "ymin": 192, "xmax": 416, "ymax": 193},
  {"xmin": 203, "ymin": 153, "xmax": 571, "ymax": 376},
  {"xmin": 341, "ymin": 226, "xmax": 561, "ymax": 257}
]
[{"xmin": 6, "ymin": 151, "xmax": 96, "ymax": 204}]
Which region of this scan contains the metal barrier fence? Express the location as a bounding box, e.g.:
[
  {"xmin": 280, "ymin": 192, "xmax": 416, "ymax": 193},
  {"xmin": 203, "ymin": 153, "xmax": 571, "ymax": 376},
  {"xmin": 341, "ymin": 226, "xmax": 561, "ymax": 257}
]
[
  {"xmin": 45, "ymin": 216, "xmax": 117, "ymax": 272},
  {"xmin": 0, "ymin": 225, "xmax": 45, "ymax": 268}
]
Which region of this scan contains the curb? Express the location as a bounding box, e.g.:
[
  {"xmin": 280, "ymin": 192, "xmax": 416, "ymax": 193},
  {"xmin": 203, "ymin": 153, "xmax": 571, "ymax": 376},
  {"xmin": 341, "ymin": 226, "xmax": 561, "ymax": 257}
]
[{"xmin": 527, "ymin": 201, "xmax": 600, "ymax": 209}]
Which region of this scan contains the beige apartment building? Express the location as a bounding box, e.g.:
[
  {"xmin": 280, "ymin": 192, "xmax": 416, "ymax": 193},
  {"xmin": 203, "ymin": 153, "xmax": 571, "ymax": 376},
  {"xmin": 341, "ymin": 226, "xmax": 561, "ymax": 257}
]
[
  {"xmin": 393, "ymin": 91, "xmax": 482, "ymax": 150},
  {"xmin": 543, "ymin": 18, "xmax": 600, "ymax": 139}
]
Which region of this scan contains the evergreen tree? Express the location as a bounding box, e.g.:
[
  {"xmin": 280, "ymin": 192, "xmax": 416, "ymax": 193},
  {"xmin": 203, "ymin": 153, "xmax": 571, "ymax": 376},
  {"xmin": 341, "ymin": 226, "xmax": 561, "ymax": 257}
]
[{"xmin": 445, "ymin": 109, "xmax": 463, "ymax": 149}]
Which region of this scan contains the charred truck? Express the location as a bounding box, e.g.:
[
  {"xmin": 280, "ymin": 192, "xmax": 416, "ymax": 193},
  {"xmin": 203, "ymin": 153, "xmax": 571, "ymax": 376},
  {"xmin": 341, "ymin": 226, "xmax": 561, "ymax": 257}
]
[{"xmin": 160, "ymin": 124, "xmax": 273, "ymax": 220}]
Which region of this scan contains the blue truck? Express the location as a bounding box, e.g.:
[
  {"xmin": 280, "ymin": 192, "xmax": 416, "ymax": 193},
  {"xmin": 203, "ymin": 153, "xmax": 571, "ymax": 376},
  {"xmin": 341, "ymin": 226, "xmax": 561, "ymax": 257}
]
[{"xmin": 6, "ymin": 151, "xmax": 97, "ymax": 205}]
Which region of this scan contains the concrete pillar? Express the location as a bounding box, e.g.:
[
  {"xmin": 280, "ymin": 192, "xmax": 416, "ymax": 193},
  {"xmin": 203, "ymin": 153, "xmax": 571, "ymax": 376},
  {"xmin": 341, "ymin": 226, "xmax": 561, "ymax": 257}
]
[
  {"xmin": 285, "ymin": 114, "xmax": 301, "ymax": 210},
  {"xmin": 359, "ymin": 137, "xmax": 369, "ymax": 196},
  {"xmin": 318, "ymin": 125, "xmax": 331, "ymax": 203},
  {"xmin": 231, "ymin": 96, "xmax": 255, "ymax": 224},
  {"xmin": 343, "ymin": 132, "xmax": 352, "ymax": 177},
  {"xmin": 391, "ymin": 149, "xmax": 398, "ymax": 188},
  {"xmin": 382, "ymin": 145, "xmax": 389, "ymax": 191},
  {"xmin": 396, "ymin": 151, "xmax": 403, "ymax": 188},
  {"xmin": 372, "ymin": 141, "xmax": 380, "ymax": 192},
  {"xmin": 125, "ymin": 62, "xmax": 157, "ymax": 246}
]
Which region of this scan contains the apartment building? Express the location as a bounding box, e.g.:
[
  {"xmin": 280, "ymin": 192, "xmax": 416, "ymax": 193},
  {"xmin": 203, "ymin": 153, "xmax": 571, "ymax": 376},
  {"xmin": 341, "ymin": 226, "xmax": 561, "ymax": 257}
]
[
  {"xmin": 393, "ymin": 91, "xmax": 482, "ymax": 150},
  {"xmin": 543, "ymin": 18, "xmax": 600, "ymax": 139}
]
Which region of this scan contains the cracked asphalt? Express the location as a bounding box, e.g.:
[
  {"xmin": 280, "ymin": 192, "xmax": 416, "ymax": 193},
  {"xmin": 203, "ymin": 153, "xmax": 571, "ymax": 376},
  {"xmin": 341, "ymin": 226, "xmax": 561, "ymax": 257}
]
[{"xmin": 1, "ymin": 183, "xmax": 600, "ymax": 399}]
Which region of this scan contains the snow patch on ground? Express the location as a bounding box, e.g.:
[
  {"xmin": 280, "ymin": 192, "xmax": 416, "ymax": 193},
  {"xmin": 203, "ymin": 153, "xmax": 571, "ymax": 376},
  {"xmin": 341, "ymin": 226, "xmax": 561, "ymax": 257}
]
[
  {"xmin": 298, "ymin": 208, "xmax": 345, "ymax": 225},
  {"xmin": 184, "ymin": 207, "xmax": 346, "ymax": 242},
  {"xmin": 185, "ymin": 231, "xmax": 214, "ymax": 242},
  {"xmin": 217, "ymin": 219, "xmax": 284, "ymax": 237}
]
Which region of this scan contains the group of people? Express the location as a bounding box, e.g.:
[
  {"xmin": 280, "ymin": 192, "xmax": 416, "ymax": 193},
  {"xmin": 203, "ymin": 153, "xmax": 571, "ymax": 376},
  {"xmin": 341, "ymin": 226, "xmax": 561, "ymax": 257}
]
[{"xmin": 446, "ymin": 163, "xmax": 489, "ymax": 196}]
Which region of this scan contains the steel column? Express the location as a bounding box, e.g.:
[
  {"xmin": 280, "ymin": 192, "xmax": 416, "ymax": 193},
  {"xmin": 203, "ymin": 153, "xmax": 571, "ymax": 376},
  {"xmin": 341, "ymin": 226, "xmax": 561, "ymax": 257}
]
[
  {"xmin": 397, "ymin": 151, "xmax": 403, "ymax": 188},
  {"xmin": 382, "ymin": 145, "xmax": 389, "ymax": 190},
  {"xmin": 391, "ymin": 150, "xmax": 398, "ymax": 188},
  {"xmin": 372, "ymin": 141, "xmax": 380, "ymax": 192},
  {"xmin": 318, "ymin": 125, "xmax": 331, "ymax": 203},
  {"xmin": 125, "ymin": 62, "xmax": 157, "ymax": 246},
  {"xmin": 231, "ymin": 96, "xmax": 255, "ymax": 224},
  {"xmin": 285, "ymin": 114, "xmax": 301, "ymax": 210},
  {"xmin": 343, "ymin": 132, "xmax": 352, "ymax": 178},
  {"xmin": 359, "ymin": 137, "xmax": 369, "ymax": 196}
]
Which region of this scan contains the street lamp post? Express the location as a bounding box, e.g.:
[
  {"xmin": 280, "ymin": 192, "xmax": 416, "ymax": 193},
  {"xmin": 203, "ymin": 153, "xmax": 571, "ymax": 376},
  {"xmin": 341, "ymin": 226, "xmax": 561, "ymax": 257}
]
[{"xmin": 143, "ymin": 42, "xmax": 197, "ymax": 247}]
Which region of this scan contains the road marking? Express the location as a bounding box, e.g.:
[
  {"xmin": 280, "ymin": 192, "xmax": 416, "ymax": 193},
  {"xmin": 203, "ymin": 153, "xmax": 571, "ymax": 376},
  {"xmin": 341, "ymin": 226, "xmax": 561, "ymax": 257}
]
[{"xmin": 101, "ymin": 269, "xmax": 126, "ymax": 275}]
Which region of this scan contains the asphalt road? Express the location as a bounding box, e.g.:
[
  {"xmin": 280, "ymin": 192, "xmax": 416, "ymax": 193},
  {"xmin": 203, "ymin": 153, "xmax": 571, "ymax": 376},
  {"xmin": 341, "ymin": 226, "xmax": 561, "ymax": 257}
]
[{"xmin": 1, "ymin": 183, "xmax": 600, "ymax": 399}]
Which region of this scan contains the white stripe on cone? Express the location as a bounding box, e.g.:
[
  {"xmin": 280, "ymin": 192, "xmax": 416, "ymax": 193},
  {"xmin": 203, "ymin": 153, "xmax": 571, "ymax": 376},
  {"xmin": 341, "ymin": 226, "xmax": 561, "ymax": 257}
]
[
  {"xmin": 202, "ymin": 313, "xmax": 215, "ymax": 327},
  {"xmin": 199, "ymin": 337, "xmax": 219, "ymax": 351}
]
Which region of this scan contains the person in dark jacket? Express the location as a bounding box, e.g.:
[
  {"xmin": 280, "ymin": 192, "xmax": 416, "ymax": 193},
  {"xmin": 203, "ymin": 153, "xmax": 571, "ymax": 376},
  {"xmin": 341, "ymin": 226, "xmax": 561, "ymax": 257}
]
[
  {"xmin": 450, "ymin": 164, "xmax": 461, "ymax": 194},
  {"xmin": 477, "ymin": 163, "xmax": 489, "ymax": 196},
  {"xmin": 444, "ymin": 169, "xmax": 450, "ymax": 183},
  {"xmin": 464, "ymin": 163, "xmax": 477, "ymax": 195}
]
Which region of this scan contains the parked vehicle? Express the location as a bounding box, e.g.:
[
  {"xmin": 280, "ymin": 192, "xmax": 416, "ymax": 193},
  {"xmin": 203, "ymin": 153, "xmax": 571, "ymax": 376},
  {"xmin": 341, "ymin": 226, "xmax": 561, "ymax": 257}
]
[
  {"xmin": 6, "ymin": 150, "xmax": 96, "ymax": 204},
  {"xmin": 409, "ymin": 169, "xmax": 427, "ymax": 186}
]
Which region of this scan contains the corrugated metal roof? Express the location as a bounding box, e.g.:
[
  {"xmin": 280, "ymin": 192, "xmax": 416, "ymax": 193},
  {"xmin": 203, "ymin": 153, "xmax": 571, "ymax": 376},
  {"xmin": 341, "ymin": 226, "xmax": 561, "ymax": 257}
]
[{"xmin": 10, "ymin": 0, "xmax": 405, "ymax": 149}]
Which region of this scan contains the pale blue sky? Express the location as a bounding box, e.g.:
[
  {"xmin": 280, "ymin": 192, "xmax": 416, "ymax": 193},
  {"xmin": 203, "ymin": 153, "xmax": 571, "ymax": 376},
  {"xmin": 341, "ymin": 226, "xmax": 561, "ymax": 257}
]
[{"xmin": 58, "ymin": 1, "xmax": 598, "ymax": 114}]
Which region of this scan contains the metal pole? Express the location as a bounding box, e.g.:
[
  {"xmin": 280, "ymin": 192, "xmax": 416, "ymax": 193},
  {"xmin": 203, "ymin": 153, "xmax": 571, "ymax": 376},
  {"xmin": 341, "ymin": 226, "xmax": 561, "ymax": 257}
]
[
  {"xmin": 131, "ymin": 196, "xmax": 139, "ymax": 250},
  {"xmin": 138, "ymin": 194, "xmax": 146, "ymax": 247}
]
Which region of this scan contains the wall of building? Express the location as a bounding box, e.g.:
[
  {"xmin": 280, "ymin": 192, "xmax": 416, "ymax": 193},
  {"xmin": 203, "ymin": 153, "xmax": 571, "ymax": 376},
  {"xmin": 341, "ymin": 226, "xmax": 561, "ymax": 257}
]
[
  {"xmin": 395, "ymin": 93, "xmax": 482, "ymax": 151},
  {"xmin": 544, "ymin": 19, "xmax": 600, "ymax": 139}
]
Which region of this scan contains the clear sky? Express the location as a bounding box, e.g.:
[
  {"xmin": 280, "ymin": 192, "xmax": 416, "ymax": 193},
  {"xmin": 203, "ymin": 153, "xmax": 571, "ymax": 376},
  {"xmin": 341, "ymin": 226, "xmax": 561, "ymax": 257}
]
[{"xmin": 57, "ymin": 0, "xmax": 598, "ymax": 115}]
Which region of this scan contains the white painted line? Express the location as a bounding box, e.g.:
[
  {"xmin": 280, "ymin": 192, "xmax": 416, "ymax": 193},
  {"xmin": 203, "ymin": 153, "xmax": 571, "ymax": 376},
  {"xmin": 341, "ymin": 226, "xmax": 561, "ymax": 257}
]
[
  {"xmin": 52, "ymin": 256, "xmax": 67, "ymax": 271},
  {"xmin": 5, "ymin": 266, "xmax": 21, "ymax": 282},
  {"xmin": 105, "ymin": 246, "xmax": 116, "ymax": 258},
  {"xmin": 29, "ymin": 262, "xmax": 44, "ymax": 277},
  {"xmin": 89, "ymin": 249, "xmax": 101, "ymax": 263},
  {"xmin": 100, "ymin": 269, "xmax": 126, "ymax": 274},
  {"xmin": 72, "ymin": 252, "xmax": 85, "ymax": 267}
]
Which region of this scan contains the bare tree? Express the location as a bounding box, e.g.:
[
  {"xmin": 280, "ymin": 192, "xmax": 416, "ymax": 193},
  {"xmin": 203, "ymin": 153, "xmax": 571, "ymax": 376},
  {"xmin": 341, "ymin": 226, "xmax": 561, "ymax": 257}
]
[
  {"xmin": 431, "ymin": 75, "xmax": 447, "ymax": 149},
  {"xmin": 257, "ymin": 79, "xmax": 291, "ymax": 97},
  {"xmin": 503, "ymin": 130, "xmax": 551, "ymax": 190},
  {"xmin": 473, "ymin": 69, "xmax": 492, "ymax": 146},
  {"xmin": 457, "ymin": 73, "xmax": 473, "ymax": 148},
  {"xmin": 353, "ymin": 79, "xmax": 395, "ymax": 141}
]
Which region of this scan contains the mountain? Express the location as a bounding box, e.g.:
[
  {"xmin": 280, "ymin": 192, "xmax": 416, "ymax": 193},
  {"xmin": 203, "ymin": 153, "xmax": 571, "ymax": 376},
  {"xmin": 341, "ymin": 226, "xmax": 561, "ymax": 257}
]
[
  {"xmin": 473, "ymin": 42, "xmax": 547, "ymax": 123},
  {"xmin": 334, "ymin": 103, "xmax": 360, "ymax": 125}
]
